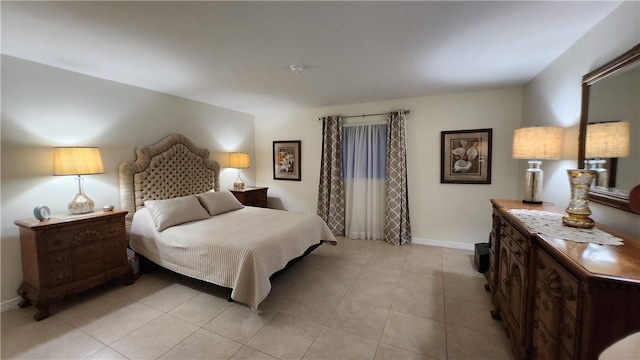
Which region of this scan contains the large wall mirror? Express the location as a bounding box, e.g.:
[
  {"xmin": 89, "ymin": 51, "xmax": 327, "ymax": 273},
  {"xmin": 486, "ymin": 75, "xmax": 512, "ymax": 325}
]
[{"xmin": 578, "ymin": 43, "xmax": 640, "ymax": 213}]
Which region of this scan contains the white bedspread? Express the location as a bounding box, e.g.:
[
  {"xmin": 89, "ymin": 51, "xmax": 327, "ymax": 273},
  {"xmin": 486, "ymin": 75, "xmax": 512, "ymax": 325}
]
[{"xmin": 130, "ymin": 206, "xmax": 335, "ymax": 310}]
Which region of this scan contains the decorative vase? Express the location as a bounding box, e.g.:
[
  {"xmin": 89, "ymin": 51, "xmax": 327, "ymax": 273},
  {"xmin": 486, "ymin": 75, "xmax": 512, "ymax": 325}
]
[{"xmin": 562, "ymin": 169, "xmax": 596, "ymax": 229}]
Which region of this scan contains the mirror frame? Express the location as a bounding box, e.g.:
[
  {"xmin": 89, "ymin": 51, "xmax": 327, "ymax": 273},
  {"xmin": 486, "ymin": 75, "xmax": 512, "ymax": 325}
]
[{"xmin": 578, "ymin": 43, "xmax": 640, "ymax": 213}]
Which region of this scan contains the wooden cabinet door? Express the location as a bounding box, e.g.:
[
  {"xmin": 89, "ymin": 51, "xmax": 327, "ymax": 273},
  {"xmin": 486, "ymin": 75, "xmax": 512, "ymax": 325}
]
[
  {"xmin": 508, "ymin": 254, "xmax": 526, "ymax": 344},
  {"xmin": 497, "ymin": 240, "xmax": 511, "ymax": 311}
]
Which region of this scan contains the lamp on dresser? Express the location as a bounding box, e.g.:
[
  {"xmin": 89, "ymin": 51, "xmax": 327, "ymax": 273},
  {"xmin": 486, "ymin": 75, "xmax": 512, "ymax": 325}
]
[
  {"xmin": 229, "ymin": 152, "xmax": 250, "ymax": 190},
  {"xmin": 53, "ymin": 146, "xmax": 104, "ymax": 214},
  {"xmin": 585, "ymin": 121, "xmax": 630, "ymax": 188},
  {"xmin": 512, "ymin": 126, "xmax": 563, "ymax": 204}
]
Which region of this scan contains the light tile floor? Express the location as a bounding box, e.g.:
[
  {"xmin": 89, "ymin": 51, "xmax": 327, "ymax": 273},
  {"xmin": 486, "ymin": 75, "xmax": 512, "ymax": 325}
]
[{"xmin": 2, "ymin": 237, "xmax": 638, "ymax": 359}]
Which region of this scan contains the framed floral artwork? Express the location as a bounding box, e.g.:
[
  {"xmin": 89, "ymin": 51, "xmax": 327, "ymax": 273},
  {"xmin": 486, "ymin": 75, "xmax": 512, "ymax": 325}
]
[
  {"xmin": 440, "ymin": 128, "xmax": 492, "ymax": 184},
  {"xmin": 273, "ymin": 140, "xmax": 301, "ymax": 181}
]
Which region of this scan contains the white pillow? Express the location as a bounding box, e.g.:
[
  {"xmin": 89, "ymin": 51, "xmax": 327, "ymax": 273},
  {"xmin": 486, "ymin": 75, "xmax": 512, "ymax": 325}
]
[
  {"xmin": 196, "ymin": 190, "xmax": 244, "ymax": 216},
  {"xmin": 144, "ymin": 195, "xmax": 210, "ymax": 231}
]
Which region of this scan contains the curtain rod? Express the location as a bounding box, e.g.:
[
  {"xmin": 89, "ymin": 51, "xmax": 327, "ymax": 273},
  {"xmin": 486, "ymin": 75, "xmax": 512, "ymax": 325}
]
[{"xmin": 318, "ymin": 110, "xmax": 410, "ymax": 120}]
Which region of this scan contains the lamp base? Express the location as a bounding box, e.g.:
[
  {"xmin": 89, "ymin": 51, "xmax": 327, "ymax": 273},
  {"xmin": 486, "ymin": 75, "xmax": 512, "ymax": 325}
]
[
  {"xmin": 68, "ymin": 192, "xmax": 95, "ymax": 214},
  {"xmin": 522, "ymin": 160, "xmax": 543, "ymax": 204},
  {"xmin": 233, "ymin": 177, "xmax": 245, "ymax": 190}
]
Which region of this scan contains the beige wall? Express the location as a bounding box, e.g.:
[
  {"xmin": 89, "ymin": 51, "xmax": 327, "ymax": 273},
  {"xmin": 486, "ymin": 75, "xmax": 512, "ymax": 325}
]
[
  {"xmin": 522, "ymin": 0, "xmax": 640, "ymax": 237},
  {"xmin": 1, "ymin": 56, "xmax": 255, "ymax": 305},
  {"xmin": 254, "ymin": 88, "xmax": 523, "ymax": 248}
]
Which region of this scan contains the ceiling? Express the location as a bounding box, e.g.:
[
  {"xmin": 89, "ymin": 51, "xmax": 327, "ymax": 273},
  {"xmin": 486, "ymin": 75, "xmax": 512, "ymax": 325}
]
[{"xmin": 1, "ymin": 1, "xmax": 622, "ymax": 115}]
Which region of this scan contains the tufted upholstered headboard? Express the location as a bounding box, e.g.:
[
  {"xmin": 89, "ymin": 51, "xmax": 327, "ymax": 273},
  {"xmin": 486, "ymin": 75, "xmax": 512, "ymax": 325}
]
[{"xmin": 118, "ymin": 133, "xmax": 220, "ymax": 234}]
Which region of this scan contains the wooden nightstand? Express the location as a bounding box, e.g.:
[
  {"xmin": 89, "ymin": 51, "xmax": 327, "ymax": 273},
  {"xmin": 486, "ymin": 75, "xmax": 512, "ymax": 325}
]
[
  {"xmin": 14, "ymin": 210, "xmax": 132, "ymax": 321},
  {"xmin": 229, "ymin": 187, "xmax": 268, "ymax": 207}
]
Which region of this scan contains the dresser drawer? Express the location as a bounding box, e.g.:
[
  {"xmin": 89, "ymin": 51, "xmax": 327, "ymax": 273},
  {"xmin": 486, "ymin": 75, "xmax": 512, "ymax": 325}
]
[
  {"xmin": 105, "ymin": 255, "xmax": 127, "ymax": 270},
  {"xmin": 48, "ymin": 267, "xmax": 73, "ymax": 287},
  {"xmin": 45, "ymin": 220, "xmax": 124, "ymax": 251},
  {"xmin": 46, "ymin": 250, "xmax": 72, "ymax": 269},
  {"xmin": 502, "ymin": 221, "xmax": 529, "ymax": 253},
  {"xmin": 103, "ymin": 238, "xmax": 125, "ymax": 255}
]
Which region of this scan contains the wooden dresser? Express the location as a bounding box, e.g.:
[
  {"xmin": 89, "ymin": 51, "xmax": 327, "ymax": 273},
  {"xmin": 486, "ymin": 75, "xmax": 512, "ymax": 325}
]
[
  {"xmin": 230, "ymin": 187, "xmax": 268, "ymax": 207},
  {"xmin": 14, "ymin": 210, "xmax": 132, "ymax": 321},
  {"xmin": 488, "ymin": 199, "xmax": 640, "ymax": 360}
]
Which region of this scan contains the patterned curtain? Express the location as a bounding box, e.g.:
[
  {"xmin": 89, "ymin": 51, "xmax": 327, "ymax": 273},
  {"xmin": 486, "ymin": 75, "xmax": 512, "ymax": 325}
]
[
  {"xmin": 384, "ymin": 110, "xmax": 411, "ymax": 245},
  {"xmin": 317, "ymin": 116, "xmax": 345, "ymax": 236}
]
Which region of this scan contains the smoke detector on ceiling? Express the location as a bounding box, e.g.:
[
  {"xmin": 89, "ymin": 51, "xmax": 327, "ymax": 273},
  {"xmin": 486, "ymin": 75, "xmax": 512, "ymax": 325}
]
[{"xmin": 290, "ymin": 65, "xmax": 304, "ymax": 75}]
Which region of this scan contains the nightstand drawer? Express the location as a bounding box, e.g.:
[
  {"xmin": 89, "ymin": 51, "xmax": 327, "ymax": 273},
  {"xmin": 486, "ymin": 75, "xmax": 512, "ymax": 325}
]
[{"xmin": 48, "ymin": 267, "xmax": 73, "ymax": 287}]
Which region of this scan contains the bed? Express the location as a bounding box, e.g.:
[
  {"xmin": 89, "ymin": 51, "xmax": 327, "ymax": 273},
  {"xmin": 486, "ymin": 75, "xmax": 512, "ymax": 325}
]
[{"xmin": 119, "ymin": 134, "xmax": 336, "ymax": 310}]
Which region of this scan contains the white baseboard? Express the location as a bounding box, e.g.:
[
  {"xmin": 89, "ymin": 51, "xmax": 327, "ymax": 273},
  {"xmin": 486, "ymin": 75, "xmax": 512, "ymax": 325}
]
[
  {"xmin": 411, "ymin": 237, "xmax": 475, "ymax": 251},
  {"xmin": 1, "ymin": 297, "xmax": 22, "ymax": 313}
]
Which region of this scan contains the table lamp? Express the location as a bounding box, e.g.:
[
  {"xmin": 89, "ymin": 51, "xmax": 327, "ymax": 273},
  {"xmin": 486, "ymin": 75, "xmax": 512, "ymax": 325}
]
[
  {"xmin": 512, "ymin": 127, "xmax": 563, "ymax": 204},
  {"xmin": 229, "ymin": 152, "xmax": 250, "ymax": 190},
  {"xmin": 53, "ymin": 147, "xmax": 105, "ymax": 214}
]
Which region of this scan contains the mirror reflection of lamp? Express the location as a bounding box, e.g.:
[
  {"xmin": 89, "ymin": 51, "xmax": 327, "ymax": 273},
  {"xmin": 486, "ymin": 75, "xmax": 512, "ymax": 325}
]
[
  {"xmin": 512, "ymin": 127, "xmax": 563, "ymax": 204},
  {"xmin": 585, "ymin": 121, "xmax": 630, "ymax": 190}
]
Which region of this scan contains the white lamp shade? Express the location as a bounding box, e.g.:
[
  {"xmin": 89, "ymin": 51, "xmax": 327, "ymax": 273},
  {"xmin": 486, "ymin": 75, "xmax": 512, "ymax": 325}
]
[
  {"xmin": 512, "ymin": 127, "xmax": 563, "ymax": 160},
  {"xmin": 585, "ymin": 121, "xmax": 630, "ymax": 159},
  {"xmin": 229, "ymin": 152, "xmax": 250, "ymax": 169},
  {"xmin": 53, "ymin": 147, "xmax": 105, "ymax": 175}
]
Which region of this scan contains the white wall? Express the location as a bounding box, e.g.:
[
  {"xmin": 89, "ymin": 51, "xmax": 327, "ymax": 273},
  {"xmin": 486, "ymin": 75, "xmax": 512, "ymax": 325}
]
[
  {"xmin": 522, "ymin": 0, "xmax": 640, "ymax": 237},
  {"xmin": 255, "ymin": 88, "xmax": 522, "ymax": 248},
  {"xmin": 1, "ymin": 56, "xmax": 255, "ymax": 304}
]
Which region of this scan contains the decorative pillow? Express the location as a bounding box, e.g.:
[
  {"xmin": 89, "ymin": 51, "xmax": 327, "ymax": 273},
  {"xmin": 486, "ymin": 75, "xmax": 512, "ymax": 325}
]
[
  {"xmin": 196, "ymin": 190, "xmax": 244, "ymax": 216},
  {"xmin": 144, "ymin": 195, "xmax": 210, "ymax": 231}
]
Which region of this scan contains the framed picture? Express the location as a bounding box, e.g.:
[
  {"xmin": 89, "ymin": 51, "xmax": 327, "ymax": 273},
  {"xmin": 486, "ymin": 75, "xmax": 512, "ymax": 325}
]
[
  {"xmin": 441, "ymin": 128, "xmax": 492, "ymax": 184},
  {"xmin": 273, "ymin": 140, "xmax": 301, "ymax": 181}
]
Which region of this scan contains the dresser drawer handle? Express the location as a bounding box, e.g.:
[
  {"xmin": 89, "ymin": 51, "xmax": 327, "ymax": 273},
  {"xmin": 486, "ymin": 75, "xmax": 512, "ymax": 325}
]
[
  {"xmin": 108, "ymin": 227, "xmax": 117, "ymax": 233},
  {"xmin": 56, "ymin": 273, "xmax": 70, "ymax": 280},
  {"xmin": 503, "ymin": 278, "xmax": 510, "ymax": 287},
  {"xmin": 52, "ymin": 254, "xmax": 69, "ymax": 263},
  {"xmin": 107, "ymin": 243, "xmax": 119, "ymax": 249}
]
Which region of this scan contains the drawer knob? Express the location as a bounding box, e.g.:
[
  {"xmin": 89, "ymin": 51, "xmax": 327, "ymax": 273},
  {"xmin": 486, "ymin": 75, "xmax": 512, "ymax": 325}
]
[
  {"xmin": 56, "ymin": 272, "xmax": 69, "ymax": 280},
  {"xmin": 503, "ymin": 278, "xmax": 510, "ymax": 287}
]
